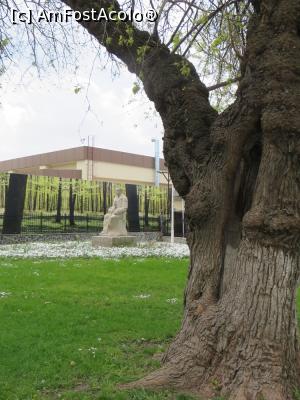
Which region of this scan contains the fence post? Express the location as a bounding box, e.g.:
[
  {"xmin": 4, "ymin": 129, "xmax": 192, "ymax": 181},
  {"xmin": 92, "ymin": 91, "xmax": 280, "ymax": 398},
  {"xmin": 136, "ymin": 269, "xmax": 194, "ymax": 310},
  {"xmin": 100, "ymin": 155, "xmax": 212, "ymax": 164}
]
[
  {"xmin": 40, "ymin": 213, "xmax": 43, "ymax": 233},
  {"xmin": 86, "ymin": 214, "xmax": 89, "ymax": 232},
  {"xmin": 64, "ymin": 213, "xmax": 67, "ymax": 232}
]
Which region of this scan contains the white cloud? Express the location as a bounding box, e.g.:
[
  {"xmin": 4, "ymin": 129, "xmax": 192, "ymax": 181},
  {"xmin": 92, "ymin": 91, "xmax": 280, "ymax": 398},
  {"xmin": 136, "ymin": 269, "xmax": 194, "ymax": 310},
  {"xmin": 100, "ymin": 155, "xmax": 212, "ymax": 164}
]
[{"xmin": 0, "ymin": 47, "xmax": 164, "ymax": 161}]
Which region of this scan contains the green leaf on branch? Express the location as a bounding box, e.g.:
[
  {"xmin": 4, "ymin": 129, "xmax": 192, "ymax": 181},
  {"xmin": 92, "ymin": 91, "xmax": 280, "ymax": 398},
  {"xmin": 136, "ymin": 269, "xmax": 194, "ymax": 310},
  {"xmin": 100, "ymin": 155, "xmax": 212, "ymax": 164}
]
[
  {"xmin": 211, "ymin": 34, "xmax": 228, "ymax": 49},
  {"xmin": 0, "ymin": 38, "xmax": 10, "ymax": 50},
  {"xmin": 197, "ymin": 14, "xmax": 209, "ymax": 25},
  {"xmin": 132, "ymin": 82, "xmax": 140, "ymax": 95},
  {"xmin": 118, "ymin": 27, "xmax": 134, "ymax": 47},
  {"xmin": 136, "ymin": 45, "xmax": 150, "ymax": 64},
  {"xmin": 74, "ymin": 86, "xmax": 82, "ymax": 94},
  {"xmin": 172, "ymin": 33, "xmax": 181, "ymax": 51},
  {"xmin": 175, "ymin": 61, "xmax": 191, "ymax": 78}
]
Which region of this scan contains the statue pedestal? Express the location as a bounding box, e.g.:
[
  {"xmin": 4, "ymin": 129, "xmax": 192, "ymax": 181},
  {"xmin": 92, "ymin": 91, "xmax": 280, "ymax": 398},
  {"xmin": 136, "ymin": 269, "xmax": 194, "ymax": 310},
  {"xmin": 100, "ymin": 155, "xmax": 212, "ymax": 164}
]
[{"xmin": 91, "ymin": 235, "xmax": 137, "ymax": 248}]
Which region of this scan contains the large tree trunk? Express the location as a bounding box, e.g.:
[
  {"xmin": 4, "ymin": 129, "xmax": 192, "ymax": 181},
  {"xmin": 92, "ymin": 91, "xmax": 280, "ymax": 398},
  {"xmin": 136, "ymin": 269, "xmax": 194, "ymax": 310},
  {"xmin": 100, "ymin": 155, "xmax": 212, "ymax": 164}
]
[
  {"xmin": 2, "ymin": 173, "xmax": 28, "ymax": 234},
  {"xmin": 63, "ymin": 0, "xmax": 300, "ymax": 398},
  {"xmin": 132, "ymin": 238, "xmax": 299, "ymax": 400}
]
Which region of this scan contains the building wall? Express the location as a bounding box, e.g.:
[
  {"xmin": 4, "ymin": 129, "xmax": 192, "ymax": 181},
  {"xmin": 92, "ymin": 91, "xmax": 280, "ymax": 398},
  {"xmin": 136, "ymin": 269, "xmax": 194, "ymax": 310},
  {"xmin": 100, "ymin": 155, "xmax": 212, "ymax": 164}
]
[
  {"xmin": 76, "ymin": 160, "xmax": 169, "ymax": 186},
  {"xmin": 0, "ymin": 147, "xmax": 86, "ymax": 172},
  {"xmin": 0, "ymin": 147, "xmax": 168, "ymax": 186},
  {"xmin": 46, "ymin": 162, "xmax": 77, "ymax": 170},
  {"xmin": 1, "ymin": 158, "xmax": 169, "ymax": 187}
]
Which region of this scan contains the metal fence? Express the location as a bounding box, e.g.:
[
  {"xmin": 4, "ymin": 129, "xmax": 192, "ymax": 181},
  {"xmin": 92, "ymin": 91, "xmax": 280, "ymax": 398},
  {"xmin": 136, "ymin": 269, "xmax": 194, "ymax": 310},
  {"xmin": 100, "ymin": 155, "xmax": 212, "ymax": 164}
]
[{"xmin": 0, "ymin": 213, "xmax": 169, "ymax": 235}]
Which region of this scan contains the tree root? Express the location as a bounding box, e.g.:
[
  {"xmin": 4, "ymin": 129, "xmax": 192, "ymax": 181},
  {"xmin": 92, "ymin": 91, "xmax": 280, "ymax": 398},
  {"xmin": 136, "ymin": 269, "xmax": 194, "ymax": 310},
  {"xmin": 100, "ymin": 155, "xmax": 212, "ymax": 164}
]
[
  {"xmin": 118, "ymin": 355, "xmax": 298, "ymax": 400},
  {"xmin": 120, "ymin": 373, "xmax": 290, "ymax": 400},
  {"xmin": 228, "ymin": 383, "xmax": 288, "ymax": 400},
  {"xmin": 119, "ymin": 365, "xmax": 182, "ymax": 390}
]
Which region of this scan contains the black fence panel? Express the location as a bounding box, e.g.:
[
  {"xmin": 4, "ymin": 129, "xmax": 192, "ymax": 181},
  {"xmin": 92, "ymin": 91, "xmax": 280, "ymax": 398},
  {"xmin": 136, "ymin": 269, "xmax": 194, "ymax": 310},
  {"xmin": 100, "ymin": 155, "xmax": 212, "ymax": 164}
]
[
  {"xmin": 0, "ymin": 213, "xmax": 186, "ymax": 236},
  {"xmin": 0, "ymin": 213, "xmax": 103, "ymax": 234}
]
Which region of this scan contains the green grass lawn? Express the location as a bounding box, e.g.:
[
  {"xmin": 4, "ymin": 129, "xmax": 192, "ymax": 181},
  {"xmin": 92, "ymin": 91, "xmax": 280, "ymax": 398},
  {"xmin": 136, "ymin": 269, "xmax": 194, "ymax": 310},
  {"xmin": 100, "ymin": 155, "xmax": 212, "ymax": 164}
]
[{"xmin": 0, "ymin": 257, "xmax": 299, "ymax": 400}]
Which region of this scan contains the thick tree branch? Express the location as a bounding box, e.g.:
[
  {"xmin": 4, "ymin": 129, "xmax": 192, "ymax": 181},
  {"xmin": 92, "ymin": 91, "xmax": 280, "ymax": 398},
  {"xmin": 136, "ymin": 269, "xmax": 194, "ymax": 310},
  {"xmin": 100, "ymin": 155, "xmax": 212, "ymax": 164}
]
[{"xmin": 62, "ymin": 0, "xmax": 217, "ymax": 196}]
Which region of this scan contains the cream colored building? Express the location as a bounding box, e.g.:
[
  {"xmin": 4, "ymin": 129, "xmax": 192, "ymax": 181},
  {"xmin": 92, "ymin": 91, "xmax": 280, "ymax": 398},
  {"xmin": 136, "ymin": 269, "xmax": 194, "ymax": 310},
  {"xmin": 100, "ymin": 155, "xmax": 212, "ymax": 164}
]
[
  {"xmin": 0, "ymin": 146, "xmax": 164, "ymax": 183},
  {"xmin": 0, "ymin": 146, "xmax": 184, "ymax": 211}
]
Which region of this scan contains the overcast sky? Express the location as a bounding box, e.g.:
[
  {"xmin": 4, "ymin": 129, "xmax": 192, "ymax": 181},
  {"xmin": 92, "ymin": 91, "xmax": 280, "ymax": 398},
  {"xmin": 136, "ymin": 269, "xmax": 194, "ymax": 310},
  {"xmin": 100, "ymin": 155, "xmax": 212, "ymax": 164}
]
[{"xmin": 0, "ymin": 41, "xmax": 163, "ymax": 161}]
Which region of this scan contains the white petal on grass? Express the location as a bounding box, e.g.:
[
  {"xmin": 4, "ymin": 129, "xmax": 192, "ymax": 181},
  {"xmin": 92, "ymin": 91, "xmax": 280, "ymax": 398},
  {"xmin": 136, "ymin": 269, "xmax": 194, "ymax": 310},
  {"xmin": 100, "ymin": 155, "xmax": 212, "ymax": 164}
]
[
  {"xmin": 87, "ymin": 346, "xmax": 97, "ymax": 358},
  {"xmin": 166, "ymin": 298, "xmax": 178, "ymax": 304},
  {"xmin": 134, "ymin": 294, "xmax": 151, "ymax": 299},
  {"xmin": 0, "ymin": 241, "xmax": 189, "ymax": 259},
  {"xmin": 0, "ymin": 291, "xmax": 11, "ymax": 298},
  {"xmin": 0, "ymin": 262, "xmax": 16, "ymax": 268}
]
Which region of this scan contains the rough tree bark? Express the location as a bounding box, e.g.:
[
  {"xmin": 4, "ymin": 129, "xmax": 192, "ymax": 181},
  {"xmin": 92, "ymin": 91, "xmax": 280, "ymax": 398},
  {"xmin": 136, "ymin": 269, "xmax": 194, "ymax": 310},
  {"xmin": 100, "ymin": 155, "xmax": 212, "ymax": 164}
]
[{"xmin": 63, "ymin": 0, "xmax": 300, "ymax": 398}]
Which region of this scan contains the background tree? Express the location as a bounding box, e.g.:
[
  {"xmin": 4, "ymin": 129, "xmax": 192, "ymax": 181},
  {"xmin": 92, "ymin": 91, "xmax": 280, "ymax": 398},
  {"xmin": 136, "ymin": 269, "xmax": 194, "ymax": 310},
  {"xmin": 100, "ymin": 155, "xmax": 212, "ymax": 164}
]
[
  {"xmin": 69, "ymin": 180, "xmax": 76, "ymax": 226},
  {"xmin": 102, "ymin": 181, "xmax": 107, "ymax": 214}
]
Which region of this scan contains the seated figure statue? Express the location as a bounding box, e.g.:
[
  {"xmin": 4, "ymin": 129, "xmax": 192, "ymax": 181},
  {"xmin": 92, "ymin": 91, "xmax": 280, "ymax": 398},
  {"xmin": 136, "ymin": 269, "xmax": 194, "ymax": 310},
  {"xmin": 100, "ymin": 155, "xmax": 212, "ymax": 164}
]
[{"xmin": 102, "ymin": 187, "xmax": 128, "ymax": 236}]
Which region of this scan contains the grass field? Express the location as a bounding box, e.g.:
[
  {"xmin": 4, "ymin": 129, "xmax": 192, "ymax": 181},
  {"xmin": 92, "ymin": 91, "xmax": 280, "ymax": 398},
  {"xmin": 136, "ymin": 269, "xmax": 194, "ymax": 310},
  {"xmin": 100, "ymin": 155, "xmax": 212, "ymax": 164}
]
[{"xmin": 0, "ymin": 257, "xmax": 299, "ymax": 400}]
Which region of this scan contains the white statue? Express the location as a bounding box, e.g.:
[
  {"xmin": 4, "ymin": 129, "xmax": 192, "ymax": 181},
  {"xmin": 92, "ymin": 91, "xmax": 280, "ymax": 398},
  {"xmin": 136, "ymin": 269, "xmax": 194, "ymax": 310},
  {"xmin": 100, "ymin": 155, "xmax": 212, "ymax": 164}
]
[{"xmin": 102, "ymin": 187, "xmax": 128, "ymax": 236}]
